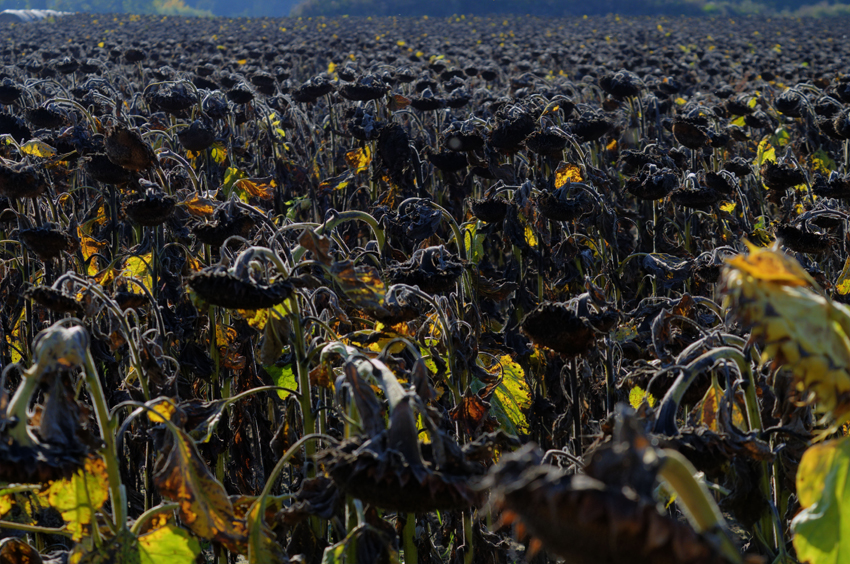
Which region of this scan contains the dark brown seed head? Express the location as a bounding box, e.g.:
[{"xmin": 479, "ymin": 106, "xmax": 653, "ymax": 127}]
[
  {"xmin": 469, "ymin": 197, "xmax": 509, "ymax": 224},
  {"xmin": 672, "ymin": 118, "xmax": 709, "ymax": 149},
  {"xmin": 761, "ymin": 161, "xmax": 806, "ymax": 190},
  {"xmin": 569, "ymin": 113, "xmax": 612, "ymax": 143},
  {"xmin": 84, "ymin": 153, "xmax": 132, "ymax": 185},
  {"xmin": 177, "ymin": 119, "xmax": 216, "ymax": 152},
  {"xmin": 525, "ymin": 129, "xmax": 568, "ymax": 157},
  {"xmin": 0, "ymin": 161, "xmax": 47, "ymax": 199},
  {"xmin": 191, "ymin": 208, "xmax": 256, "ymax": 248},
  {"xmin": 123, "ymin": 192, "xmax": 176, "ymax": 226},
  {"xmin": 339, "ymin": 74, "xmax": 389, "ymax": 101},
  {"xmin": 534, "ymin": 191, "xmax": 589, "ymax": 222},
  {"xmin": 599, "ymin": 70, "xmax": 642, "ymax": 99},
  {"xmin": 18, "ymin": 226, "xmax": 77, "ymax": 260},
  {"xmin": 521, "ymin": 302, "xmax": 595, "ymax": 357},
  {"xmin": 427, "ymin": 150, "xmax": 468, "ymax": 172},
  {"xmin": 24, "ymin": 285, "xmax": 83, "ymax": 316},
  {"xmin": 625, "ymin": 167, "xmax": 679, "ymax": 201},
  {"xmin": 187, "ymin": 268, "xmax": 293, "ymax": 309},
  {"xmin": 775, "ymin": 223, "xmax": 831, "ymax": 254},
  {"xmin": 105, "ymin": 124, "xmax": 156, "ymax": 171},
  {"xmin": 670, "ymin": 184, "xmax": 721, "ymax": 209},
  {"xmin": 386, "ymin": 245, "xmax": 465, "ymax": 294}
]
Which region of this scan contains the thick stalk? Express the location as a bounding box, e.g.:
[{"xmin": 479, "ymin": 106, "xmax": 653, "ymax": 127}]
[
  {"xmin": 84, "ymin": 350, "xmax": 127, "ymax": 528},
  {"xmin": 403, "ymin": 513, "xmax": 418, "ymax": 564},
  {"xmin": 287, "ymin": 297, "xmax": 316, "ymax": 471},
  {"xmin": 654, "ymin": 449, "xmax": 742, "ymax": 564}
]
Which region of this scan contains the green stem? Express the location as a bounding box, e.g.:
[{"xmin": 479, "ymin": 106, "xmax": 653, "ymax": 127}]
[
  {"xmin": 84, "ymin": 350, "xmax": 127, "ymax": 528},
  {"xmin": 287, "ymin": 297, "xmax": 316, "ymax": 471},
  {"xmin": 130, "ymin": 503, "xmax": 180, "ymax": 535},
  {"xmin": 654, "ymin": 449, "xmax": 742, "ymax": 564},
  {"xmin": 403, "ymin": 513, "xmax": 418, "ymax": 564},
  {"xmin": 0, "ymin": 520, "xmax": 72, "ymax": 537},
  {"xmin": 247, "ymin": 433, "xmax": 332, "ymax": 559}
]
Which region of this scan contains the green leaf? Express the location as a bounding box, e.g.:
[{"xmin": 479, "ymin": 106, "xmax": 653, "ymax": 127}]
[
  {"xmin": 490, "ymin": 355, "xmax": 531, "ymax": 435},
  {"xmin": 264, "ymin": 363, "xmax": 297, "ymax": 400},
  {"xmin": 222, "ymin": 167, "xmax": 247, "ymax": 195},
  {"xmin": 791, "ymin": 435, "xmax": 850, "ymax": 564},
  {"xmin": 812, "ymin": 147, "xmax": 837, "ymax": 175},
  {"xmin": 463, "ymin": 222, "xmax": 484, "ymax": 264},
  {"xmin": 210, "ymin": 143, "xmax": 227, "ymax": 164},
  {"xmin": 756, "ymin": 137, "xmax": 776, "ymax": 168},
  {"xmin": 138, "ymin": 522, "xmax": 201, "ymax": 564}
]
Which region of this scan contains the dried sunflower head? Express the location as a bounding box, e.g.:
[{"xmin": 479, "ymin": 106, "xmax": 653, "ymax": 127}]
[
  {"xmin": 187, "ymin": 267, "xmax": 293, "ymax": 310},
  {"xmin": 24, "ymin": 284, "xmax": 84, "ymax": 316},
  {"xmin": 0, "ymin": 161, "xmax": 48, "ymax": 199},
  {"xmin": 482, "ymin": 444, "xmax": 733, "ymax": 564},
  {"xmin": 521, "ymin": 302, "xmax": 596, "ymax": 357},
  {"xmin": 123, "ymin": 189, "xmax": 176, "ymax": 226},
  {"xmin": 18, "ymin": 226, "xmax": 77, "ymax": 261},
  {"xmin": 722, "ymin": 242, "xmax": 850, "ymax": 421},
  {"xmin": 105, "ymin": 123, "xmax": 156, "ymax": 171}
]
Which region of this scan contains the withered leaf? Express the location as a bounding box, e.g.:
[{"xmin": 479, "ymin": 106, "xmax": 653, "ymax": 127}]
[{"xmin": 152, "ymin": 425, "xmax": 250, "ymax": 554}]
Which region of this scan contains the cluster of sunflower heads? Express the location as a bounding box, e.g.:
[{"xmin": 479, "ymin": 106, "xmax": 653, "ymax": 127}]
[{"xmin": 722, "ymin": 241, "xmax": 850, "ymax": 422}]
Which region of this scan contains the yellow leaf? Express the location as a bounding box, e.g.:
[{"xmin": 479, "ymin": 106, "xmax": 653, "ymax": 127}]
[
  {"xmin": 147, "ymin": 398, "xmax": 177, "ymax": 424},
  {"xmin": 812, "ymin": 147, "xmax": 836, "ymax": 175},
  {"xmin": 210, "ymin": 143, "xmax": 227, "ymax": 164},
  {"xmin": 0, "ymin": 491, "xmax": 12, "ymax": 517},
  {"xmin": 694, "ymin": 377, "xmax": 746, "ymax": 431},
  {"xmin": 138, "ymin": 520, "xmax": 202, "ymax": 564},
  {"xmin": 233, "ymin": 179, "xmax": 274, "ymax": 201},
  {"xmin": 629, "ymin": 385, "xmax": 656, "ymax": 408},
  {"xmin": 719, "ymin": 201, "xmax": 736, "ymax": 214},
  {"xmin": 43, "ymin": 456, "xmax": 110, "ymax": 541},
  {"xmin": 554, "ymin": 162, "xmax": 583, "ymax": 188},
  {"xmin": 77, "ymin": 232, "xmax": 106, "ymax": 276},
  {"xmin": 236, "ymin": 59, "xmax": 247, "ymax": 65},
  {"xmin": 215, "ymin": 326, "xmax": 238, "ymax": 350},
  {"xmin": 674, "ymin": 96, "xmax": 687, "ymax": 106},
  {"xmin": 181, "ymin": 195, "xmax": 215, "ymax": 217},
  {"xmin": 724, "ymin": 241, "xmax": 813, "ymax": 287},
  {"xmin": 606, "ymin": 139, "xmax": 618, "ymax": 152},
  {"xmin": 20, "ymin": 139, "xmax": 57, "ymax": 158},
  {"xmin": 344, "ymin": 146, "xmax": 371, "ymax": 173},
  {"xmin": 238, "ymin": 308, "xmax": 269, "ymax": 331},
  {"xmin": 8, "ymin": 315, "xmax": 23, "ymax": 365},
  {"xmin": 837, "ymin": 257, "xmax": 850, "ymax": 296},
  {"xmin": 327, "ymin": 61, "xmax": 336, "ymax": 74},
  {"xmin": 523, "ymin": 224, "xmax": 537, "ymax": 248},
  {"xmin": 122, "ymin": 253, "xmax": 154, "ymax": 292},
  {"xmin": 756, "ymin": 137, "xmax": 776, "ymax": 167},
  {"xmin": 480, "ymin": 355, "xmax": 531, "ymax": 435}
]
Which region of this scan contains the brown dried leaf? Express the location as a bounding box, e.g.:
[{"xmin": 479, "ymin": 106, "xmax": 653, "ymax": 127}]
[{"xmin": 153, "ymin": 425, "xmax": 249, "ymax": 554}]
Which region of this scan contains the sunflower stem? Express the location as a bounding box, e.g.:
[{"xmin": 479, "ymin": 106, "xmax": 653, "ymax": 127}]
[
  {"xmin": 403, "ymin": 513, "xmax": 418, "ymax": 564},
  {"xmin": 84, "ymin": 349, "xmax": 127, "ymax": 528}
]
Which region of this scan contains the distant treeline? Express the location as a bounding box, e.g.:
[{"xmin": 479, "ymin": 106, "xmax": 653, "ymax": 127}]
[
  {"xmin": 289, "ymin": 0, "xmax": 850, "ymax": 17},
  {"xmin": 3, "ymin": 0, "xmax": 850, "ymax": 18}
]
